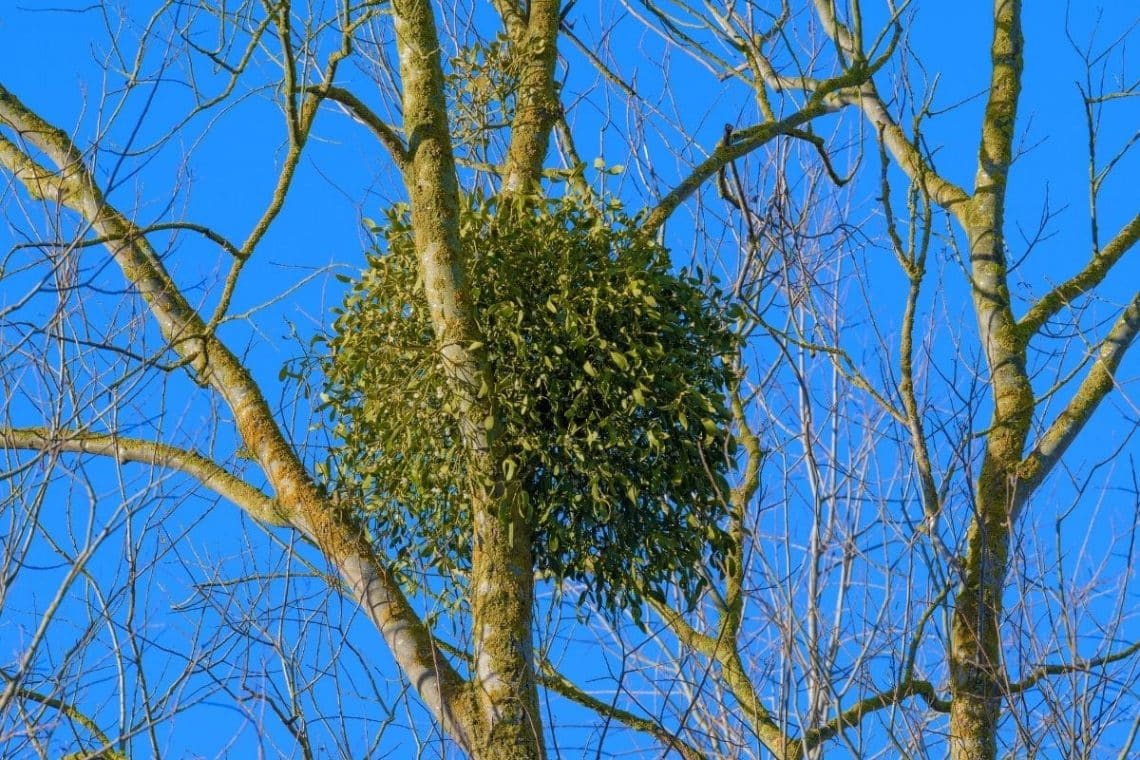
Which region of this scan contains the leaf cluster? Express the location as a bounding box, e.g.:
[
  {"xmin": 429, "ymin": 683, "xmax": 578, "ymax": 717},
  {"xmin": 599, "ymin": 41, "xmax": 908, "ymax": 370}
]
[
  {"xmin": 446, "ymin": 34, "xmax": 519, "ymax": 161},
  {"xmin": 321, "ymin": 192, "xmax": 739, "ymax": 618}
]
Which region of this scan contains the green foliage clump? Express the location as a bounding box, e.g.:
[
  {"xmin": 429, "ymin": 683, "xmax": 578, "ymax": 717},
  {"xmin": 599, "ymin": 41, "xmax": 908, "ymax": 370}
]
[
  {"xmin": 321, "ymin": 192, "xmax": 739, "ymax": 617},
  {"xmin": 446, "ymin": 34, "xmax": 518, "ymax": 160}
]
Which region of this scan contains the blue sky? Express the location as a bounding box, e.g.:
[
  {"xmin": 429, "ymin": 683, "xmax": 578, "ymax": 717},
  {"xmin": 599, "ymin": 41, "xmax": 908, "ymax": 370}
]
[{"xmin": 1, "ymin": 1, "xmax": 1138, "ymax": 757}]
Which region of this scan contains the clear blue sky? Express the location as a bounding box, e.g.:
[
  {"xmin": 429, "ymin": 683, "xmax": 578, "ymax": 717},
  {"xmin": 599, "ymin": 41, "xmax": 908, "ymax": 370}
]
[{"xmin": 1, "ymin": 2, "xmax": 1137, "ymax": 757}]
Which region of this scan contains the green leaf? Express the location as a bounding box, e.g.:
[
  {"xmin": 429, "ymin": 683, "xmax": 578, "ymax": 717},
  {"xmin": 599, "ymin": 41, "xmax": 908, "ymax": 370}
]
[{"xmin": 321, "ymin": 189, "xmax": 740, "ymax": 621}]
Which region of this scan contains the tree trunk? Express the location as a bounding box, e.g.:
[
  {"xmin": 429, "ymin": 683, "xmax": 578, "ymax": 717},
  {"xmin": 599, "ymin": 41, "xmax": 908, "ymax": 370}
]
[
  {"xmin": 948, "ymin": 3, "xmax": 1025, "ymax": 754},
  {"xmin": 390, "ymin": 2, "xmax": 545, "ymax": 756},
  {"xmin": 469, "ymin": 487, "xmax": 544, "ymax": 759},
  {"xmin": 948, "ymin": 461, "xmax": 1012, "ymax": 760},
  {"xmin": 949, "ymin": 207, "xmax": 1029, "ymax": 760}
]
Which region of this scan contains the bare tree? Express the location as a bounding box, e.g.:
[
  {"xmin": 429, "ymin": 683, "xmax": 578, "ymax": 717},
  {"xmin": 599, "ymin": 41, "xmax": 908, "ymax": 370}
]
[
  {"xmin": 618, "ymin": 2, "xmax": 1140, "ymax": 758},
  {"xmin": 1, "ymin": 2, "xmax": 1137, "ymax": 759}
]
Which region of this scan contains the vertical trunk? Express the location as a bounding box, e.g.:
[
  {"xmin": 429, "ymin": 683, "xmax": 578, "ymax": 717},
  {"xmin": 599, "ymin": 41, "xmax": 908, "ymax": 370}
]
[
  {"xmin": 948, "ymin": 458, "xmax": 1014, "ymax": 760},
  {"xmin": 463, "ymin": 6, "xmax": 561, "ymax": 754},
  {"xmin": 470, "ymin": 487, "xmax": 542, "ymax": 759},
  {"xmin": 499, "ymin": 0, "xmax": 563, "ymax": 196},
  {"xmin": 390, "ymin": 2, "xmax": 544, "ymax": 757},
  {"xmin": 949, "ymin": 206, "xmax": 1031, "ymax": 758},
  {"xmin": 949, "ymin": 204, "xmax": 1031, "ymax": 759},
  {"xmin": 948, "ymin": 3, "xmax": 1025, "ymax": 756},
  {"xmin": 950, "ymin": 204, "xmax": 1030, "ymax": 756}
]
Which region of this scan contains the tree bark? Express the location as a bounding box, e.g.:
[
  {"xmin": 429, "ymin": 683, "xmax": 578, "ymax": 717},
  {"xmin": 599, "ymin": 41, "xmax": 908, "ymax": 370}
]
[
  {"xmin": 390, "ymin": 2, "xmax": 545, "ymax": 756},
  {"xmin": 948, "ymin": 6, "xmax": 1025, "ymax": 757}
]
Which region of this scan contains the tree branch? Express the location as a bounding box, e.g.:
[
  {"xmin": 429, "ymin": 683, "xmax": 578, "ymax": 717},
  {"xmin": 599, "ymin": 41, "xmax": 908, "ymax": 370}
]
[
  {"xmin": 1007, "ymin": 640, "xmax": 1140, "ymax": 695},
  {"xmin": 312, "ymin": 85, "xmax": 410, "ymax": 171},
  {"xmin": 0, "ymin": 667, "xmax": 124, "ymax": 760},
  {"xmin": 0, "ymin": 427, "xmax": 284, "ymax": 525},
  {"xmin": 808, "ymin": 0, "xmax": 970, "ymax": 213},
  {"xmin": 1018, "ymin": 211, "xmax": 1140, "ymax": 338},
  {"xmin": 0, "ymin": 80, "xmax": 471, "ymax": 749},
  {"xmin": 501, "ymin": 0, "xmax": 563, "ymax": 194},
  {"xmin": 803, "ymin": 679, "xmax": 951, "ymax": 747},
  {"xmin": 721, "ymin": 383, "xmax": 762, "ymax": 630},
  {"xmin": 972, "ymin": 0, "xmax": 1023, "ymax": 205},
  {"xmin": 390, "ymin": 1, "xmax": 542, "ymax": 751},
  {"xmin": 538, "ymin": 663, "xmax": 706, "ymax": 760},
  {"xmin": 802, "ymin": 583, "xmax": 953, "ymax": 748},
  {"xmin": 643, "ymin": 44, "xmax": 894, "ymax": 233},
  {"xmin": 643, "ymin": 110, "xmax": 826, "ymax": 233},
  {"xmin": 879, "ymin": 137, "xmax": 942, "ymax": 526},
  {"xmin": 1017, "ymin": 291, "xmax": 1140, "ymax": 514},
  {"xmin": 650, "ymin": 600, "xmax": 796, "ymax": 758},
  {"xmin": 490, "ymin": 0, "xmax": 527, "ymax": 40}
]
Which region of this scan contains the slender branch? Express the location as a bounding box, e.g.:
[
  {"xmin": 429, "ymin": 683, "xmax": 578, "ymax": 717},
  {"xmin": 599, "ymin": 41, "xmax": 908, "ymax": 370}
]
[
  {"xmin": 880, "ymin": 134, "xmax": 942, "ymax": 525},
  {"xmin": 206, "ymin": 4, "xmax": 346, "ymax": 328},
  {"xmin": 802, "ymin": 582, "xmax": 955, "ymax": 749},
  {"xmin": 1118, "ymin": 708, "xmax": 1140, "ymax": 760},
  {"xmin": 1017, "ymin": 291, "xmax": 1140, "ymax": 514},
  {"xmin": 560, "ymin": 23, "xmax": 638, "ymax": 100},
  {"xmin": 803, "ymin": 679, "xmax": 951, "ymax": 747},
  {"xmin": 863, "ymin": 95, "xmax": 969, "ymax": 214},
  {"xmin": 311, "ymin": 85, "xmax": 410, "ymax": 171},
  {"xmin": 755, "ymin": 317, "xmax": 906, "ymax": 425},
  {"xmin": 538, "ymin": 664, "xmax": 706, "ymax": 760},
  {"xmin": 784, "ymin": 127, "xmax": 852, "ymax": 186},
  {"xmin": 0, "ymin": 427, "xmax": 284, "ymax": 525},
  {"xmin": 643, "ymin": 110, "xmax": 826, "ymax": 233},
  {"xmin": 1007, "ymin": 640, "xmax": 1140, "ymax": 694},
  {"xmin": 722, "ymin": 382, "xmax": 762, "ymax": 629},
  {"xmin": 1018, "ymin": 212, "xmax": 1140, "ymax": 337},
  {"xmin": 0, "ymin": 667, "xmax": 124, "ymax": 759},
  {"xmin": 234, "ymin": 1, "xmax": 318, "ymax": 259},
  {"xmin": 632, "ymin": 0, "xmax": 745, "ymax": 79},
  {"xmin": 22, "ymin": 221, "xmax": 243, "ymax": 259},
  {"xmin": 234, "ymin": 95, "xmax": 317, "ymax": 262},
  {"xmin": 643, "ymin": 46, "xmax": 893, "ymax": 232}
]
